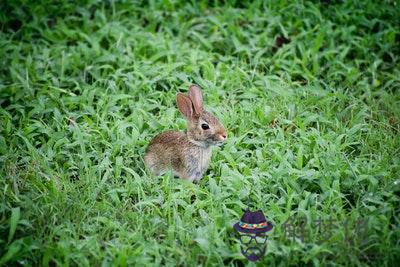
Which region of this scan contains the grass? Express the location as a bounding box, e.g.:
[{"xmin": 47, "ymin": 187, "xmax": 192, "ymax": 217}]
[{"xmin": 0, "ymin": 0, "xmax": 399, "ymax": 266}]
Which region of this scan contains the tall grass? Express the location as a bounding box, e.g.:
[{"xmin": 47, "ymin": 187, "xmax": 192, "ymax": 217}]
[{"xmin": 0, "ymin": 0, "xmax": 399, "ymax": 266}]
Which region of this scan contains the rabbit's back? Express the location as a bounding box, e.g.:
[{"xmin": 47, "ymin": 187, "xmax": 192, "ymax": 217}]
[
  {"xmin": 144, "ymin": 131, "xmax": 187, "ymax": 176},
  {"xmin": 148, "ymin": 130, "xmax": 185, "ymax": 146}
]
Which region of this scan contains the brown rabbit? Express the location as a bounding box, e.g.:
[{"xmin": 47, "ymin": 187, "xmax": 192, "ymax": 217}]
[{"xmin": 144, "ymin": 85, "xmax": 227, "ymax": 182}]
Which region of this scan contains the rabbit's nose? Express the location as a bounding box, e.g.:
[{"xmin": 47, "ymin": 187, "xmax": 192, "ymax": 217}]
[
  {"xmin": 219, "ymin": 132, "xmax": 227, "ymax": 141},
  {"xmin": 216, "ymin": 130, "xmax": 227, "ymax": 141}
]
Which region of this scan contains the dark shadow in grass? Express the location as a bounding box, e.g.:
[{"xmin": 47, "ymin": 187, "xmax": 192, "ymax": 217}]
[
  {"xmin": 66, "ymin": 39, "xmax": 78, "ymax": 47},
  {"xmin": 320, "ymin": 0, "xmax": 344, "ymax": 5},
  {"xmin": 46, "ymin": 18, "xmax": 56, "ymax": 28},
  {"xmin": 190, "ymin": 194, "xmax": 196, "ymax": 204},
  {"xmin": 68, "ymin": 171, "xmax": 79, "ymax": 182},
  {"xmin": 290, "ymin": 74, "xmax": 308, "ymax": 85},
  {"xmin": 0, "ymin": 97, "xmax": 11, "ymax": 109},
  {"xmin": 272, "ymin": 35, "xmax": 290, "ymax": 53},
  {"xmin": 4, "ymin": 19, "xmax": 23, "ymax": 32},
  {"xmin": 371, "ymin": 21, "xmax": 382, "ymax": 34},
  {"xmin": 153, "ymin": 80, "xmax": 171, "ymax": 91},
  {"xmin": 342, "ymin": 192, "xmax": 358, "ymax": 211},
  {"xmin": 382, "ymin": 52, "xmax": 394, "ymax": 64},
  {"xmin": 223, "ymin": 258, "xmax": 245, "ymax": 267},
  {"xmin": 100, "ymin": 37, "xmax": 110, "ymax": 50}
]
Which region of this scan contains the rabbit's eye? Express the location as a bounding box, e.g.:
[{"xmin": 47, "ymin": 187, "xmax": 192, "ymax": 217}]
[{"xmin": 201, "ymin": 123, "xmax": 210, "ymax": 130}]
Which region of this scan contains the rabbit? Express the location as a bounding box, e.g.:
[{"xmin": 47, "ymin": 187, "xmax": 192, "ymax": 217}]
[{"xmin": 144, "ymin": 84, "xmax": 227, "ymax": 182}]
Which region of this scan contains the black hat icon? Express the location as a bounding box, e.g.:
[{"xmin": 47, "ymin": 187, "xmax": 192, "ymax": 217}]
[{"xmin": 234, "ymin": 209, "xmax": 273, "ymax": 234}]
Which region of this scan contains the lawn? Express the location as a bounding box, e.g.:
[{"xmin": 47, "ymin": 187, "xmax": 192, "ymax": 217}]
[{"xmin": 0, "ymin": 0, "xmax": 399, "ymax": 266}]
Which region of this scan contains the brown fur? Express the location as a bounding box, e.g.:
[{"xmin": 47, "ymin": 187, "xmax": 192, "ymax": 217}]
[{"xmin": 144, "ymin": 85, "xmax": 226, "ymax": 182}]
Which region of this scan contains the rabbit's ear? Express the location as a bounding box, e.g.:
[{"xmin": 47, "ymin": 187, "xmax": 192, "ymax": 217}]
[
  {"xmin": 176, "ymin": 93, "xmax": 193, "ymax": 118},
  {"xmin": 188, "ymin": 85, "xmax": 203, "ymax": 114}
]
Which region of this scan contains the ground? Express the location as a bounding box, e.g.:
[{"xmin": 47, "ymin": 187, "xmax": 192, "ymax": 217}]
[{"xmin": 0, "ymin": 0, "xmax": 399, "ymax": 266}]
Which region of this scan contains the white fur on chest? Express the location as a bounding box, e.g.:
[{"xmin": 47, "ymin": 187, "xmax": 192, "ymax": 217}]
[
  {"xmin": 186, "ymin": 147, "xmax": 212, "ymax": 181},
  {"xmin": 198, "ymin": 148, "xmax": 212, "ymax": 173}
]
